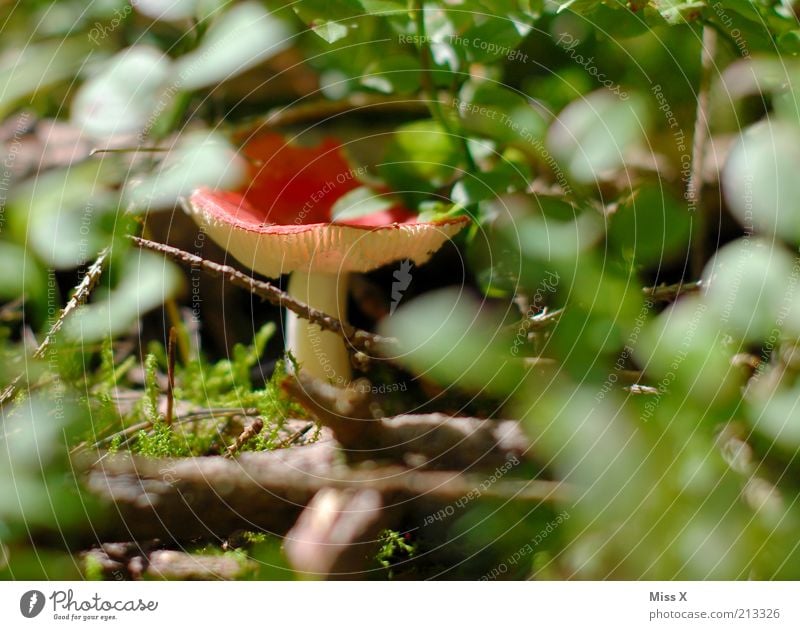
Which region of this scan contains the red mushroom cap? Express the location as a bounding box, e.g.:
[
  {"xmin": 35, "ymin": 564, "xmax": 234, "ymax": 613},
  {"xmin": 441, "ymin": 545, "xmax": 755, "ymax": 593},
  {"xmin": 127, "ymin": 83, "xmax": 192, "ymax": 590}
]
[{"xmin": 187, "ymin": 134, "xmax": 469, "ymax": 278}]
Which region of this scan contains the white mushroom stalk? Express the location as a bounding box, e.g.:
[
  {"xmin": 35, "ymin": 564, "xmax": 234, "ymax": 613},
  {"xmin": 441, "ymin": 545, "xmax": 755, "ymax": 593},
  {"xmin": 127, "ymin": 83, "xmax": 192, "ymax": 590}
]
[{"xmin": 285, "ymin": 270, "xmax": 351, "ymax": 383}]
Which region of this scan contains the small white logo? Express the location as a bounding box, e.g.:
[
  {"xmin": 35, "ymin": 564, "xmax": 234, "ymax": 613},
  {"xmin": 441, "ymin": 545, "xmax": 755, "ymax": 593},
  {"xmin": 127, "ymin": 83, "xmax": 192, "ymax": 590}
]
[
  {"xmin": 20, "ymin": 590, "xmax": 45, "ymax": 618},
  {"xmin": 390, "ymin": 259, "xmax": 413, "ymax": 315}
]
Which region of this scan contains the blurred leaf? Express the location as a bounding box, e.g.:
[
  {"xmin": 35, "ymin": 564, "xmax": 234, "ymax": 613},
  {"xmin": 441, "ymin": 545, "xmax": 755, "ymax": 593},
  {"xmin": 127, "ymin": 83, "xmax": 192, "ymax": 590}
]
[
  {"xmin": 174, "ymin": 2, "xmax": 292, "ymax": 90},
  {"xmin": 72, "ymin": 46, "xmax": 172, "ymax": 138},
  {"xmin": 293, "ymin": 0, "xmax": 364, "ymax": 43},
  {"xmin": 723, "ymin": 120, "xmax": 800, "ymax": 243},
  {"xmin": 0, "ymin": 38, "xmax": 91, "ymax": 118},
  {"xmin": 124, "ymin": 130, "xmax": 246, "ymax": 210},
  {"xmin": 0, "ymin": 243, "xmax": 47, "ymax": 305},
  {"xmin": 380, "ymin": 119, "xmax": 464, "ymax": 194},
  {"xmin": 134, "ymin": 0, "xmax": 226, "ymax": 21},
  {"xmin": 64, "ymin": 250, "xmax": 182, "ymax": 342},
  {"xmin": 607, "ymin": 184, "xmax": 691, "ymax": 266},
  {"xmin": 457, "ymin": 80, "xmax": 547, "ymax": 147},
  {"xmin": 331, "ymin": 186, "xmax": 398, "ymax": 221},
  {"xmin": 378, "ymin": 288, "xmax": 525, "ymax": 395},
  {"xmin": 10, "ymin": 161, "xmax": 121, "ymax": 269},
  {"xmin": 636, "ymin": 296, "xmax": 742, "ymax": 406},
  {"xmin": 547, "ymin": 89, "xmax": 648, "ymax": 183},
  {"xmin": 702, "ymin": 237, "xmax": 796, "ymax": 341},
  {"xmin": 360, "ymin": 55, "xmax": 421, "ymax": 94}
]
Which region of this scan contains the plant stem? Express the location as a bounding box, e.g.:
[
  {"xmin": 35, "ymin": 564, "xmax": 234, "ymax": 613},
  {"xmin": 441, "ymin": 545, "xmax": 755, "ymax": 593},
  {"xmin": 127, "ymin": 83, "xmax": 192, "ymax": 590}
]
[
  {"xmin": 413, "ymin": 0, "xmax": 477, "ymax": 173},
  {"xmin": 688, "ymin": 24, "xmax": 717, "ymax": 278}
]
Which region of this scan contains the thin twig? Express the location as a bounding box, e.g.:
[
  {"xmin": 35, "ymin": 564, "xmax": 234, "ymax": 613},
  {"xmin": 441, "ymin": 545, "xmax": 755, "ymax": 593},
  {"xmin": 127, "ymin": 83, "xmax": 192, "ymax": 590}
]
[
  {"xmin": 0, "ymin": 247, "xmax": 110, "ymax": 406},
  {"xmin": 277, "ymin": 422, "xmax": 315, "ymax": 449},
  {"xmin": 130, "ymin": 236, "xmax": 396, "ymax": 354},
  {"xmin": 89, "ymin": 147, "xmax": 168, "ymax": 156},
  {"xmin": 232, "ymin": 95, "xmax": 429, "ymax": 134},
  {"xmin": 689, "ymin": 25, "xmax": 717, "ymax": 277},
  {"xmin": 90, "ymin": 407, "xmax": 261, "ymax": 450},
  {"xmin": 224, "ymin": 418, "xmax": 264, "ymax": 458},
  {"xmin": 643, "ymin": 279, "xmax": 703, "ymax": 302}
]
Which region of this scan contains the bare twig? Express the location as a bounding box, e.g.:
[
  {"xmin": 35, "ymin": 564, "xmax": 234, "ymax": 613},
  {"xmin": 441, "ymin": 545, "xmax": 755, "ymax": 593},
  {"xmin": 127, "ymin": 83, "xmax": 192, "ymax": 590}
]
[
  {"xmin": 224, "ymin": 418, "xmax": 264, "ymax": 458},
  {"xmin": 91, "ymin": 407, "xmax": 261, "ymax": 450},
  {"xmin": 643, "ymin": 279, "xmax": 703, "ymax": 302},
  {"xmin": 0, "ymin": 247, "xmax": 110, "ymax": 405},
  {"xmin": 130, "ymin": 236, "xmax": 395, "ymax": 354},
  {"xmin": 233, "ymin": 94, "xmax": 428, "ymax": 134}
]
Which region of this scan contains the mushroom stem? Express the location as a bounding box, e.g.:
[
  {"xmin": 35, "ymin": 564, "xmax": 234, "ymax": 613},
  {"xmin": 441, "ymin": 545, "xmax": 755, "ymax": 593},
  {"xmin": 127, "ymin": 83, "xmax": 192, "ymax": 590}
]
[{"xmin": 286, "ymin": 271, "xmax": 352, "ymax": 384}]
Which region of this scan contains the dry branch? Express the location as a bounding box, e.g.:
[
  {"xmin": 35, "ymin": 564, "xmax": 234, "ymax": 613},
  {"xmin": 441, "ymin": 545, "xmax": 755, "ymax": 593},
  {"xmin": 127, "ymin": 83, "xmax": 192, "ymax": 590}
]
[
  {"xmin": 0, "ymin": 247, "xmax": 110, "ymax": 405},
  {"xmin": 131, "ymin": 236, "xmax": 394, "ymax": 354}
]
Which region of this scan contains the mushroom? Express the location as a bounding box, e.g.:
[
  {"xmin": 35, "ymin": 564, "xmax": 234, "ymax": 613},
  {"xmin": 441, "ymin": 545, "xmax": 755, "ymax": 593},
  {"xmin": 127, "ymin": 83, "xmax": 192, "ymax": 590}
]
[{"xmin": 186, "ymin": 134, "xmax": 469, "ymax": 384}]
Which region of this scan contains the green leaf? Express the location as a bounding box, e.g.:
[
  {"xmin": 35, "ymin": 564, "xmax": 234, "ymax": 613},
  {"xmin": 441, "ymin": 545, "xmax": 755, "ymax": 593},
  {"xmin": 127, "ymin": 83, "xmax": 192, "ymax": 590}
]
[
  {"xmin": 378, "ymin": 288, "xmax": 526, "ymax": 395},
  {"xmin": 64, "ymin": 250, "xmax": 182, "ymax": 342},
  {"xmin": 650, "ymin": 0, "xmax": 704, "ymax": 25},
  {"xmin": 71, "ymin": 45, "xmax": 173, "ymax": 137},
  {"xmin": 607, "ymin": 184, "xmax": 692, "ymax": 266},
  {"xmin": 702, "ymin": 237, "xmax": 796, "ymax": 341},
  {"xmin": 457, "ymin": 80, "xmax": 547, "ymax": 148},
  {"xmin": 0, "ymin": 38, "xmax": 91, "ymax": 118},
  {"xmin": 174, "ymin": 2, "xmax": 292, "ymax": 90},
  {"xmin": 293, "ymin": 0, "xmax": 365, "ymax": 43},
  {"xmin": 124, "ymin": 131, "xmax": 246, "ymax": 210},
  {"xmin": 547, "ymin": 89, "xmax": 648, "ymax": 183},
  {"xmin": 723, "ymin": 120, "xmax": 800, "ymax": 243},
  {"xmin": 379, "ymin": 119, "xmax": 463, "ymax": 194},
  {"xmin": 360, "ymin": 55, "xmax": 421, "ymax": 94},
  {"xmin": 9, "ymin": 161, "xmax": 120, "ymax": 269},
  {"xmin": 0, "ymin": 243, "xmax": 46, "ymax": 305}
]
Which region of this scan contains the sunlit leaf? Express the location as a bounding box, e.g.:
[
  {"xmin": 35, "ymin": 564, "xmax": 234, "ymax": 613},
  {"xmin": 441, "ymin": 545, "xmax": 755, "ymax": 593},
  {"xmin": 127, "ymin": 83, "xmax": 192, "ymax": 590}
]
[
  {"xmin": 702, "ymin": 237, "xmax": 796, "ymax": 341},
  {"xmin": 174, "ymin": 2, "xmax": 292, "ymax": 90},
  {"xmin": 72, "ymin": 46, "xmax": 172, "ymax": 137},
  {"xmin": 547, "ymin": 90, "xmax": 648, "ymax": 183},
  {"xmin": 124, "ymin": 131, "xmax": 246, "ymax": 210},
  {"xmin": 723, "ymin": 120, "xmax": 800, "ymax": 244},
  {"xmin": 378, "ymin": 288, "xmax": 525, "ymax": 395}
]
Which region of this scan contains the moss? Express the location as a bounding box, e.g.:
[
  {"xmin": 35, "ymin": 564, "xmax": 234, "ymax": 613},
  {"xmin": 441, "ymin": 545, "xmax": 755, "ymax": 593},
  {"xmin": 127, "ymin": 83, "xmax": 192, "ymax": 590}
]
[{"xmin": 376, "ymin": 529, "xmax": 417, "ymax": 579}]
